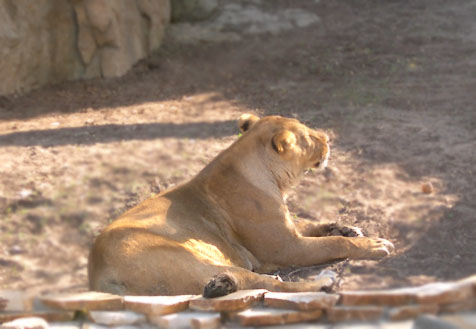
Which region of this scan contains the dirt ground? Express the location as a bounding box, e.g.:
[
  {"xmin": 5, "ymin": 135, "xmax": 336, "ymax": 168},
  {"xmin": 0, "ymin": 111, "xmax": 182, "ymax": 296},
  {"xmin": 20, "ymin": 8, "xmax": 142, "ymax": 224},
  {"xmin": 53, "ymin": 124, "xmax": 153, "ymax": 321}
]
[{"xmin": 1, "ymin": 0, "xmax": 476, "ymax": 295}]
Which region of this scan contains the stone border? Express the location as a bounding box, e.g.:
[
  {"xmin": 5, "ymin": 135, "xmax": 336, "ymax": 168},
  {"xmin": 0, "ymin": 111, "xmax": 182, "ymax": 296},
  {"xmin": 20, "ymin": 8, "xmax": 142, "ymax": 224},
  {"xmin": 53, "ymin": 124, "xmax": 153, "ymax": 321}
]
[{"xmin": 1, "ymin": 275, "xmax": 475, "ymax": 328}]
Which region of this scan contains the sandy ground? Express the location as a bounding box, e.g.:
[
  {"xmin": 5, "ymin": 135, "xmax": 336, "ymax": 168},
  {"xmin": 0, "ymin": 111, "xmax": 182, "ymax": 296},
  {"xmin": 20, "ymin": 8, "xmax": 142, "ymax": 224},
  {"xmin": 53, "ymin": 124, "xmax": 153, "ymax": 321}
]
[{"xmin": 1, "ymin": 0, "xmax": 476, "ymax": 295}]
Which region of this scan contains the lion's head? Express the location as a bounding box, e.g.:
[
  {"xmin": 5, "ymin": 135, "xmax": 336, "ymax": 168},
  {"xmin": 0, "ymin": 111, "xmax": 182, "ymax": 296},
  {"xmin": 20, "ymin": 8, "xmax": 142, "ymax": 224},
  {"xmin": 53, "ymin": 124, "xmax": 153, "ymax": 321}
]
[{"xmin": 237, "ymin": 114, "xmax": 330, "ymax": 191}]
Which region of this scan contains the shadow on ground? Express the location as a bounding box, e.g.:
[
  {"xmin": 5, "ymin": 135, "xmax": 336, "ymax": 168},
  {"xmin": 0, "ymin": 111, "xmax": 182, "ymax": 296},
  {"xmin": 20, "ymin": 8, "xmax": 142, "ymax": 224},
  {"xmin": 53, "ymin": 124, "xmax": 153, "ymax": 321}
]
[{"xmin": 0, "ymin": 121, "xmax": 235, "ymax": 147}]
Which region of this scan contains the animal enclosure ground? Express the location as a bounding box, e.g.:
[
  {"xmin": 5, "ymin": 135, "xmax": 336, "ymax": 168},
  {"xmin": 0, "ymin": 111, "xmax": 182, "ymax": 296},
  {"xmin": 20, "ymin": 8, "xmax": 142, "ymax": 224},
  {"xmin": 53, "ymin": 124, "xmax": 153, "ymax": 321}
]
[{"xmin": 1, "ymin": 0, "xmax": 475, "ymax": 295}]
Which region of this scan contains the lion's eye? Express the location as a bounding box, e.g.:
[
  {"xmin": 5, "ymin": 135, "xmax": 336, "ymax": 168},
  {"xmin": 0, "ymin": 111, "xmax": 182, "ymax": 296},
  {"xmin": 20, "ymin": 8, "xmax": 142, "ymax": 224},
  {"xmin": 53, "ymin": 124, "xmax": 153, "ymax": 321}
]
[{"xmin": 314, "ymin": 161, "xmax": 321, "ymax": 168}]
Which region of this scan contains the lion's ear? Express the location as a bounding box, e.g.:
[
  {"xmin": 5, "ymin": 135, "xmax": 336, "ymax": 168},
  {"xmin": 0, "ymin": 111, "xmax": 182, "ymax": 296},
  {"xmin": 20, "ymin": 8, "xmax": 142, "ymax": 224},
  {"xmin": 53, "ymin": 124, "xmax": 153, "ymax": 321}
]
[
  {"xmin": 272, "ymin": 130, "xmax": 297, "ymax": 154},
  {"xmin": 238, "ymin": 113, "xmax": 260, "ymax": 133}
]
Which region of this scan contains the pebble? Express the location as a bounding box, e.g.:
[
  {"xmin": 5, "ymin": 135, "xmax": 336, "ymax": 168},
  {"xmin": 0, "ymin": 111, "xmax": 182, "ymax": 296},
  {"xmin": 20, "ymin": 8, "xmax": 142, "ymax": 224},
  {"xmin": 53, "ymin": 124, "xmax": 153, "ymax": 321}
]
[{"xmin": 421, "ymin": 182, "xmax": 434, "ymax": 194}]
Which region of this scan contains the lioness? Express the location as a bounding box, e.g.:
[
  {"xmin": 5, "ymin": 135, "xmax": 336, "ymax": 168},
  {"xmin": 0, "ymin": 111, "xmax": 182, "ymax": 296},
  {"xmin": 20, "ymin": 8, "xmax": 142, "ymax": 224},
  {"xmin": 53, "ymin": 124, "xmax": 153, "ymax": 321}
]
[{"xmin": 88, "ymin": 114, "xmax": 394, "ymax": 297}]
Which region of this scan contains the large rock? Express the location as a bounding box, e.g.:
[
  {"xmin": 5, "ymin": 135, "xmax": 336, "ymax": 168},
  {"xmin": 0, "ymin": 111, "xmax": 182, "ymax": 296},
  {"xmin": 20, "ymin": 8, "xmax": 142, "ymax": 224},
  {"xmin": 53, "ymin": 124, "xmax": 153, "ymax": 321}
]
[
  {"xmin": 170, "ymin": 0, "xmax": 218, "ymax": 22},
  {"xmin": 0, "ymin": 0, "xmax": 170, "ymax": 96},
  {"xmin": 167, "ymin": 2, "xmax": 320, "ymax": 44}
]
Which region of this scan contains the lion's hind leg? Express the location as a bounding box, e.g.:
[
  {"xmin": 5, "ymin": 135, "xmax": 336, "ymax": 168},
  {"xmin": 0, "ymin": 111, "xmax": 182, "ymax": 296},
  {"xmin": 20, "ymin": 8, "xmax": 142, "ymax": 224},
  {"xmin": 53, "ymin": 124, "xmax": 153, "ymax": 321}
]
[{"xmin": 203, "ymin": 267, "xmax": 336, "ymax": 298}]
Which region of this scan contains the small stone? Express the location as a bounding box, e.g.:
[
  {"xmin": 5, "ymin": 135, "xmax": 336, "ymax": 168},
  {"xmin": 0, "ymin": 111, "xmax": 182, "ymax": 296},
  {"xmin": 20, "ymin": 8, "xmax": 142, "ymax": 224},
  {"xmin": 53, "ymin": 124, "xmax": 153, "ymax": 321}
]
[
  {"xmin": 124, "ymin": 295, "xmax": 197, "ymax": 315},
  {"xmin": 9, "ymin": 246, "xmax": 25, "ymax": 255},
  {"xmin": 39, "ymin": 291, "xmax": 123, "ymax": 311},
  {"xmin": 81, "ymin": 324, "xmax": 108, "ymax": 329},
  {"xmin": 48, "ymin": 322, "xmax": 82, "ymax": 329},
  {"xmin": 191, "ymin": 315, "xmax": 222, "ymax": 329},
  {"xmin": 421, "ymin": 182, "xmax": 434, "ymax": 194},
  {"xmin": 326, "ymin": 306, "xmax": 384, "ymax": 322},
  {"xmin": 257, "ymin": 325, "xmax": 330, "ymax": 329},
  {"xmin": 230, "ymin": 307, "xmax": 322, "ymax": 326},
  {"xmin": 0, "ymin": 317, "xmax": 48, "ymax": 329},
  {"xmin": 190, "ymin": 289, "xmax": 267, "ymax": 312},
  {"xmin": 149, "ymin": 311, "xmax": 221, "ymax": 329},
  {"xmin": 339, "ymin": 288, "xmax": 417, "ymax": 306},
  {"xmin": 264, "ymin": 292, "xmax": 339, "ymax": 310},
  {"xmin": 88, "ymin": 310, "xmax": 146, "ymax": 326},
  {"xmin": 414, "ymin": 281, "xmax": 474, "ymax": 305},
  {"xmin": 439, "ymin": 298, "xmax": 476, "ymax": 313},
  {"xmin": 0, "ymin": 311, "xmax": 74, "ymax": 323},
  {"xmin": 388, "ymin": 303, "xmax": 439, "ymax": 321},
  {"xmin": 413, "ymin": 314, "xmax": 461, "ymax": 329},
  {"xmin": 379, "ymin": 321, "xmax": 415, "ymax": 329},
  {"xmin": 341, "ymin": 279, "xmax": 475, "ymax": 308},
  {"xmin": 82, "ymin": 324, "xmax": 143, "ymax": 329}
]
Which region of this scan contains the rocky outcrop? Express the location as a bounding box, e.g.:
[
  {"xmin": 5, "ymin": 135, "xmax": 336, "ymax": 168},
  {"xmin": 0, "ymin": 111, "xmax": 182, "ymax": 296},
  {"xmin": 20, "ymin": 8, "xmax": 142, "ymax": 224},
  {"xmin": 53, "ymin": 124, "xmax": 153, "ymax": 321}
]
[
  {"xmin": 167, "ymin": 1, "xmax": 320, "ymax": 44},
  {"xmin": 0, "ymin": 0, "xmax": 170, "ymax": 96},
  {"xmin": 170, "ymin": 0, "xmax": 218, "ymax": 22}
]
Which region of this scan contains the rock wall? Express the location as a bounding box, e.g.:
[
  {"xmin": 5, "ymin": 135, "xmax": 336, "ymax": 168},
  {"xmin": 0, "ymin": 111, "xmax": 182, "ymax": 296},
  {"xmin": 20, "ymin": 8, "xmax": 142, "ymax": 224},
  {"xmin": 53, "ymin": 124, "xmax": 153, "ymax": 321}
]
[
  {"xmin": 171, "ymin": 0, "xmax": 218, "ymax": 22},
  {"xmin": 0, "ymin": 0, "xmax": 170, "ymax": 96}
]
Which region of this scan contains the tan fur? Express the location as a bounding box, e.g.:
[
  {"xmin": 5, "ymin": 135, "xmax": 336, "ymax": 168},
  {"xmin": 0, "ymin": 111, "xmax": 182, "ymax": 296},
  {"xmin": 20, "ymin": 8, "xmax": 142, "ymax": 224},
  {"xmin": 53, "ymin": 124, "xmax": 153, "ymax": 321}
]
[{"xmin": 88, "ymin": 115, "xmax": 394, "ymax": 296}]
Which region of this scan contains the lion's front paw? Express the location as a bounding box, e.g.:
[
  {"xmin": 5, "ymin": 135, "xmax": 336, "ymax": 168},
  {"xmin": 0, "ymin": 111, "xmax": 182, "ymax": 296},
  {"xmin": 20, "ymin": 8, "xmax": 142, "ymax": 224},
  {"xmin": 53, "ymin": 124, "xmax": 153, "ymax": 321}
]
[
  {"xmin": 370, "ymin": 238, "xmax": 395, "ymax": 258},
  {"xmin": 328, "ymin": 223, "xmax": 364, "ymax": 237},
  {"xmin": 349, "ymin": 237, "xmax": 395, "ymax": 259}
]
